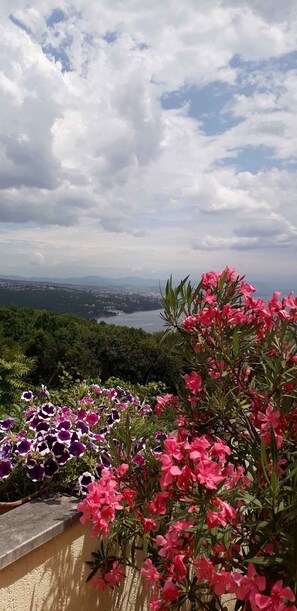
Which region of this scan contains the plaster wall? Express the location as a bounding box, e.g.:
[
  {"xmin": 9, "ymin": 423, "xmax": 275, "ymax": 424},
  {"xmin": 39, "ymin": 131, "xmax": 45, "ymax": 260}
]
[{"xmin": 0, "ymin": 521, "xmax": 148, "ymax": 611}]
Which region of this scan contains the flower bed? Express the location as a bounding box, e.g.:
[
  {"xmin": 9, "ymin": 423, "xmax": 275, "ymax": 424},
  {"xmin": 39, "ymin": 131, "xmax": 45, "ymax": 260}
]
[{"xmin": 0, "ymin": 384, "xmax": 159, "ymax": 504}]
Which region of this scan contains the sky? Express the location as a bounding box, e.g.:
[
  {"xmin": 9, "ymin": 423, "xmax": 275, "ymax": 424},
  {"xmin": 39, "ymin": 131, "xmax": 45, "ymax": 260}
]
[{"xmin": 0, "ymin": 0, "xmax": 297, "ymax": 283}]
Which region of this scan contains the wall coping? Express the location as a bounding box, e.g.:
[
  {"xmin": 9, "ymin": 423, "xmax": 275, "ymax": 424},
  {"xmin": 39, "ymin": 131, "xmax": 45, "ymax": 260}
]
[{"xmin": 0, "ymin": 494, "xmax": 80, "ymax": 571}]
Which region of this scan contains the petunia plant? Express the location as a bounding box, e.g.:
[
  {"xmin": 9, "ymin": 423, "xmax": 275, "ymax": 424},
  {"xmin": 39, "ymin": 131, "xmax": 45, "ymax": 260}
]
[
  {"xmin": 79, "ymin": 268, "xmax": 297, "ymax": 611},
  {"xmin": 0, "ymin": 382, "xmax": 158, "ymax": 502}
]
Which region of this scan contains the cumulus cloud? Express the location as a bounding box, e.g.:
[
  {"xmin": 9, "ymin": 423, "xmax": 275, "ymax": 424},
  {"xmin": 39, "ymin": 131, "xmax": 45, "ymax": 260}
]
[
  {"xmin": 30, "ymin": 251, "xmax": 45, "ymax": 265},
  {"xmin": 0, "ymin": 0, "xmax": 297, "ymax": 278}
]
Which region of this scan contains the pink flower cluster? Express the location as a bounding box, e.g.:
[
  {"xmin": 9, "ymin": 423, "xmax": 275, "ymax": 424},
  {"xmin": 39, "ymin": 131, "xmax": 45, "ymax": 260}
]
[
  {"xmin": 92, "ymin": 561, "xmax": 126, "ymax": 592},
  {"xmin": 77, "ymin": 465, "xmax": 128, "ymax": 537},
  {"xmin": 183, "ymin": 267, "xmax": 297, "ymax": 340},
  {"xmin": 158, "ymin": 433, "xmax": 248, "ymax": 494}
]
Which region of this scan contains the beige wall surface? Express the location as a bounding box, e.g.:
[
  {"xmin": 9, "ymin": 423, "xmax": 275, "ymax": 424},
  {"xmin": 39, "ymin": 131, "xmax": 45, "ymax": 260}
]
[{"xmin": 0, "ymin": 522, "xmax": 149, "ymax": 611}]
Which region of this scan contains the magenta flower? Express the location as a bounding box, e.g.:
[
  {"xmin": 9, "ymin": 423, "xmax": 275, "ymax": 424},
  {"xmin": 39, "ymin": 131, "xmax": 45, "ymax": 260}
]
[
  {"xmin": 86, "ymin": 413, "xmax": 99, "ymax": 426},
  {"xmin": 184, "ymin": 371, "xmax": 203, "ymax": 394}
]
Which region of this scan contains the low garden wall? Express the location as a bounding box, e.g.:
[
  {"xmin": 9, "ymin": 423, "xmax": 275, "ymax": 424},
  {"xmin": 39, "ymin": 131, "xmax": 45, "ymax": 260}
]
[{"xmin": 0, "ymin": 494, "xmax": 148, "ymax": 611}]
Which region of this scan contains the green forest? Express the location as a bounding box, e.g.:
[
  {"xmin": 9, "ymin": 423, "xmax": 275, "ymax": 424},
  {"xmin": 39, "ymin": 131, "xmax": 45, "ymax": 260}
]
[{"xmin": 0, "ymin": 304, "xmax": 182, "ymax": 406}]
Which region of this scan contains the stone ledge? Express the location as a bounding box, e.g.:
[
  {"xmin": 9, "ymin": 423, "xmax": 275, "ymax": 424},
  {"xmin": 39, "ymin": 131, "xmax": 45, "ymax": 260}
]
[{"xmin": 0, "ymin": 494, "xmax": 79, "ymax": 570}]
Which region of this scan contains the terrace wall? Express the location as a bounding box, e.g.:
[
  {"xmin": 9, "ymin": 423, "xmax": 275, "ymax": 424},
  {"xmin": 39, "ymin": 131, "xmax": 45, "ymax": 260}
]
[{"xmin": 0, "ymin": 495, "xmax": 148, "ymax": 611}]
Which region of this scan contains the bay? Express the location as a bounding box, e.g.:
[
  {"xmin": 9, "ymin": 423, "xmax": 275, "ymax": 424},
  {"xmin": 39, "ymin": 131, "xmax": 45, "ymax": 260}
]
[{"xmin": 97, "ymin": 308, "xmax": 165, "ymax": 332}]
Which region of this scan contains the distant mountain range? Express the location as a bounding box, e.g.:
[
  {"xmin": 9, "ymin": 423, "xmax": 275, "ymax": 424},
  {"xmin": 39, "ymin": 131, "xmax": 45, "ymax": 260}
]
[
  {"xmin": 0, "ymin": 274, "xmax": 295, "ymax": 297},
  {"xmin": 0, "ymin": 274, "xmax": 163, "ymax": 293}
]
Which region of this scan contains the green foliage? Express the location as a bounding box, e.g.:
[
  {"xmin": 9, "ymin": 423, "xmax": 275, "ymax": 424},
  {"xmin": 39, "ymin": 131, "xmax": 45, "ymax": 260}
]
[
  {"xmin": 0, "ymin": 345, "xmax": 35, "ymax": 417},
  {"xmin": 0, "ymin": 304, "xmax": 182, "ymax": 391}
]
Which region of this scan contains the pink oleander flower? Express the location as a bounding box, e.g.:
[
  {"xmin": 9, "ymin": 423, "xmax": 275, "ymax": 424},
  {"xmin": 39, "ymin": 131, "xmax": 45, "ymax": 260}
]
[
  {"xmin": 172, "ymin": 554, "xmax": 187, "ymax": 580},
  {"xmin": 77, "ymin": 468, "xmax": 124, "ymax": 538},
  {"xmin": 258, "ymin": 404, "xmax": 280, "ymax": 433},
  {"xmin": 156, "ymin": 527, "xmax": 184, "ymax": 560},
  {"xmin": 149, "ymin": 492, "xmax": 169, "ymax": 515},
  {"xmin": 206, "ymin": 497, "xmax": 237, "ymax": 529},
  {"xmin": 104, "ymin": 561, "xmax": 126, "ymax": 587},
  {"xmin": 162, "ymin": 579, "xmax": 180, "ymax": 602},
  {"xmin": 184, "ymin": 371, "xmax": 203, "ymax": 394},
  {"xmin": 155, "ymin": 394, "xmax": 179, "ymax": 416},
  {"xmin": 149, "ymin": 593, "xmax": 165, "ymax": 611},
  {"xmin": 210, "ymin": 437, "xmax": 232, "ymax": 462},
  {"xmin": 143, "ymin": 517, "xmax": 158, "ymax": 533},
  {"xmin": 230, "ymin": 564, "xmax": 266, "ymax": 602},
  {"xmin": 194, "ymin": 555, "xmax": 215, "ymax": 582},
  {"xmin": 254, "ymin": 580, "xmax": 295, "ymax": 611},
  {"xmin": 211, "ymin": 569, "xmax": 233, "ymax": 596},
  {"xmin": 196, "ymin": 458, "xmax": 225, "ymax": 490},
  {"xmin": 188, "ymin": 436, "xmax": 210, "ymax": 460},
  {"xmin": 140, "ymin": 559, "xmax": 161, "ymax": 589}
]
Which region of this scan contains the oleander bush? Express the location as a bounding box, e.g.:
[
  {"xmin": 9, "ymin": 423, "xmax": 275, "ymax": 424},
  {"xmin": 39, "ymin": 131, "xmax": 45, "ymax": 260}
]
[{"xmin": 78, "ymin": 268, "xmax": 297, "ymax": 610}]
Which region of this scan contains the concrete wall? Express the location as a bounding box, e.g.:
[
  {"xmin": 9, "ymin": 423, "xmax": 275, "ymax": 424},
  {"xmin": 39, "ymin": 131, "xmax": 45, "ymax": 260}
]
[{"xmin": 0, "ymin": 521, "xmax": 149, "ymax": 611}]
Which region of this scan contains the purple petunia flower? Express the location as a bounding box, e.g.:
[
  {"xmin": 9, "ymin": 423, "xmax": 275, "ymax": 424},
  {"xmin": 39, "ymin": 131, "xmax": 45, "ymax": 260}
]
[
  {"xmin": 78, "ymin": 471, "xmax": 95, "ymax": 494},
  {"xmin": 57, "ymin": 420, "xmax": 71, "ymax": 431},
  {"xmin": 40, "ymin": 403, "xmax": 56, "ymax": 419},
  {"xmin": 44, "ymin": 459, "xmax": 59, "ymax": 477},
  {"xmin": 36, "ymin": 440, "xmax": 49, "ymax": 455},
  {"xmin": 16, "ymin": 439, "xmax": 31, "ymax": 455},
  {"xmin": 0, "ymin": 460, "xmax": 12, "ymax": 479},
  {"xmin": 94, "ymin": 462, "xmax": 103, "ymax": 478},
  {"xmin": 29, "ymin": 416, "xmax": 44, "ymax": 430},
  {"xmin": 76, "ymin": 420, "xmax": 89, "ymax": 435},
  {"xmin": 139, "ymin": 404, "xmax": 152, "ymax": 415},
  {"xmin": 132, "ymin": 438, "xmax": 145, "ymax": 454},
  {"xmin": 38, "ymin": 385, "xmax": 49, "ymax": 398},
  {"xmin": 92, "ymin": 433, "xmax": 105, "ymax": 442},
  {"xmin": 36, "ymin": 421, "xmax": 50, "ymax": 433},
  {"xmin": 45, "ymin": 434, "xmax": 58, "ymax": 450},
  {"xmin": 52, "ymin": 441, "xmax": 67, "ymax": 457},
  {"xmin": 0, "ymin": 418, "xmax": 15, "ymax": 431},
  {"xmin": 27, "ymin": 463, "xmax": 45, "ymax": 481},
  {"xmin": 69, "ymin": 441, "xmax": 86, "ymax": 457},
  {"xmin": 55, "ymin": 450, "xmax": 70, "ymax": 465},
  {"xmin": 76, "ymin": 408, "xmax": 87, "ymax": 420},
  {"xmin": 57, "ymin": 429, "xmax": 71, "ymax": 443},
  {"xmin": 1, "ymin": 443, "xmax": 12, "ymax": 459},
  {"xmin": 112, "ymin": 409, "xmax": 120, "ymax": 421},
  {"xmin": 26, "ymin": 456, "xmax": 37, "ymax": 469},
  {"xmin": 21, "ymin": 390, "xmax": 34, "ymax": 401},
  {"xmin": 90, "ymin": 384, "xmax": 101, "ymax": 394}
]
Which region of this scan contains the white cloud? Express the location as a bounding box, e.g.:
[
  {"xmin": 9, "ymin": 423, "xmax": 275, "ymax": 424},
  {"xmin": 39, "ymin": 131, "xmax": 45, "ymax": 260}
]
[
  {"xmin": 0, "ymin": 0, "xmax": 297, "ymax": 280},
  {"xmin": 30, "ymin": 251, "xmax": 45, "ymax": 265}
]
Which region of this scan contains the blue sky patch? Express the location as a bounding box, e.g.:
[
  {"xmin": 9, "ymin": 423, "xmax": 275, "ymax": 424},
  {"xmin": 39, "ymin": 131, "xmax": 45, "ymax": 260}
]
[
  {"xmin": 230, "ymin": 50, "xmax": 297, "ymax": 74},
  {"xmin": 46, "ymin": 9, "xmax": 65, "ymax": 27},
  {"xmin": 161, "ymin": 82, "xmax": 242, "ymax": 135},
  {"xmin": 42, "ymin": 43, "xmax": 72, "ymax": 72},
  {"xmin": 219, "ymin": 145, "xmax": 283, "ymax": 174}
]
